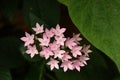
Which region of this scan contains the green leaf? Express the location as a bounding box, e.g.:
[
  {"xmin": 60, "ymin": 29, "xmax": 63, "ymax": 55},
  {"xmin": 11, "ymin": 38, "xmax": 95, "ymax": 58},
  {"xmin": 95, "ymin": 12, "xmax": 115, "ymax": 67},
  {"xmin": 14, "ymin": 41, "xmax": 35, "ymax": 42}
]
[
  {"xmin": 25, "ymin": 60, "xmax": 46, "ymax": 80},
  {"xmin": 25, "ymin": 64, "xmax": 40, "ymax": 80},
  {"xmin": 0, "ymin": 0, "xmax": 18, "ymax": 19},
  {"xmin": 58, "ymin": 0, "xmax": 70, "ymax": 6},
  {"xmin": 28, "ymin": 12, "xmax": 50, "ymax": 28},
  {"xmin": 0, "ymin": 66, "xmax": 12, "ymax": 80},
  {"xmin": 55, "ymin": 49, "xmax": 116, "ymax": 80},
  {"xmin": 58, "ymin": 0, "xmax": 120, "ymax": 71},
  {"xmin": 23, "ymin": 0, "xmax": 60, "ymax": 28},
  {"xmin": 0, "ymin": 36, "xmax": 25, "ymax": 68}
]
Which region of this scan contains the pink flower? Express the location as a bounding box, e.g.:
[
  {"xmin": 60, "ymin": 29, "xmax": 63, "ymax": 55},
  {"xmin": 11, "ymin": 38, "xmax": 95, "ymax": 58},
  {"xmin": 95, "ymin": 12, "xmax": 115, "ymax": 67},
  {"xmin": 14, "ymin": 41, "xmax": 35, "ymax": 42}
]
[
  {"xmin": 53, "ymin": 24, "xmax": 66, "ymax": 36},
  {"xmin": 55, "ymin": 36, "xmax": 66, "ymax": 46},
  {"xmin": 82, "ymin": 45, "xmax": 92, "ymax": 56},
  {"xmin": 20, "ymin": 32, "xmax": 34, "ymax": 46},
  {"xmin": 62, "ymin": 52, "xmax": 72, "ymax": 62},
  {"xmin": 73, "ymin": 33, "xmax": 82, "ymax": 44},
  {"xmin": 72, "ymin": 60, "xmax": 84, "ymax": 71},
  {"xmin": 65, "ymin": 38, "xmax": 77, "ymax": 49},
  {"xmin": 45, "ymin": 28, "xmax": 54, "ymax": 38},
  {"xmin": 49, "ymin": 41, "xmax": 60, "ymax": 51},
  {"xmin": 79, "ymin": 55, "xmax": 90, "ymax": 65},
  {"xmin": 20, "ymin": 23, "xmax": 92, "ymax": 72},
  {"xmin": 71, "ymin": 46, "xmax": 82, "ymax": 57},
  {"xmin": 38, "ymin": 34, "xmax": 50, "ymax": 46},
  {"xmin": 47, "ymin": 58, "xmax": 59, "ymax": 70},
  {"xmin": 61, "ymin": 61, "xmax": 74, "ymax": 72},
  {"xmin": 53, "ymin": 49, "xmax": 65, "ymax": 59},
  {"xmin": 32, "ymin": 23, "xmax": 44, "ymax": 34},
  {"xmin": 40, "ymin": 47, "xmax": 54, "ymax": 59},
  {"xmin": 26, "ymin": 45, "xmax": 38, "ymax": 58}
]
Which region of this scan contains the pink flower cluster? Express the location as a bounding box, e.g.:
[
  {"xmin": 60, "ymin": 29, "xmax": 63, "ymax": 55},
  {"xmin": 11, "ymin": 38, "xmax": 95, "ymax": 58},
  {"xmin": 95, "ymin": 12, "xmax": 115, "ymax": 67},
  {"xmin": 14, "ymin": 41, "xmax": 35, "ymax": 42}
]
[{"xmin": 20, "ymin": 23, "xmax": 92, "ymax": 72}]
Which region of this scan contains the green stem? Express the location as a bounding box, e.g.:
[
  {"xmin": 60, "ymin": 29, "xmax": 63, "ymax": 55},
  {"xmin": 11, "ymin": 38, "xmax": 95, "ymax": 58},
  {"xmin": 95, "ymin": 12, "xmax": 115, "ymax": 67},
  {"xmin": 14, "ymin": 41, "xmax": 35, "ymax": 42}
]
[{"xmin": 39, "ymin": 59, "xmax": 46, "ymax": 80}]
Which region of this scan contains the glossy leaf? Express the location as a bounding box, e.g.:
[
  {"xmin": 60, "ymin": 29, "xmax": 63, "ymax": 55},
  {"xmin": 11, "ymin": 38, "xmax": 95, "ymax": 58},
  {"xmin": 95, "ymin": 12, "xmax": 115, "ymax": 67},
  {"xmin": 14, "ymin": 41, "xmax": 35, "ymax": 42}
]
[{"xmin": 58, "ymin": 0, "xmax": 120, "ymax": 71}]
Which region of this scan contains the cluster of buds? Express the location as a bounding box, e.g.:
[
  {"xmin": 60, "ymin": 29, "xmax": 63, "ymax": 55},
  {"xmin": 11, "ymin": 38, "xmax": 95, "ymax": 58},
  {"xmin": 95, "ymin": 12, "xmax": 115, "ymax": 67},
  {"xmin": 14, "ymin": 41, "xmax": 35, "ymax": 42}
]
[{"xmin": 20, "ymin": 23, "xmax": 92, "ymax": 72}]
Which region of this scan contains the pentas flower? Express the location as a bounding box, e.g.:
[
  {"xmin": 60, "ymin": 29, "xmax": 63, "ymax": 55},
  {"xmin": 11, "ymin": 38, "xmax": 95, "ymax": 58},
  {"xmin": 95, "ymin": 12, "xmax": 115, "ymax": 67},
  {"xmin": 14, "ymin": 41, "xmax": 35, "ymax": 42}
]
[
  {"xmin": 55, "ymin": 36, "xmax": 66, "ymax": 46},
  {"xmin": 82, "ymin": 45, "xmax": 92, "ymax": 56},
  {"xmin": 73, "ymin": 33, "xmax": 82, "ymax": 44},
  {"xmin": 62, "ymin": 52, "xmax": 72, "ymax": 61},
  {"xmin": 49, "ymin": 41, "xmax": 60, "ymax": 51},
  {"xmin": 40, "ymin": 47, "xmax": 54, "ymax": 59},
  {"xmin": 45, "ymin": 28, "xmax": 54, "ymax": 38},
  {"xmin": 26, "ymin": 45, "xmax": 38, "ymax": 58},
  {"xmin": 47, "ymin": 58, "xmax": 59, "ymax": 70},
  {"xmin": 32, "ymin": 23, "xmax": 44, "ymax": 34},
  {"xmin": 20, "ymin": 23, "xmax": 92, "ymax": 72},
  {"xmin": 54, "ymin": 49, "xmax": 65, "ymax": 59},
  {"xmin": 61, "ymin": 61, "xmax": 74, "ymax": 72},
  {"xmin": 65, "ymin": 38, "xmax": 77, "ymax": 49},
  {"xmin": 20, "ymin": 32, "xmax": 34, "ymax": 46},
  {"xmin": 53, "ymin": 24, "xmax": 66, "ymax": 37},
  {"xmin": 71, "ymin": 46, "xmax": 82, "ymax": 57},
  {"xmin": 72, "ymin": 60, "xmax": 85, "ymax": 71},
  {"xmin": 38, "ymin": 34, "xmax": 50, "ymax": 46},
  {"xmin": 79, "ymin": 55, "xmax": 90, "ymax": 65}
]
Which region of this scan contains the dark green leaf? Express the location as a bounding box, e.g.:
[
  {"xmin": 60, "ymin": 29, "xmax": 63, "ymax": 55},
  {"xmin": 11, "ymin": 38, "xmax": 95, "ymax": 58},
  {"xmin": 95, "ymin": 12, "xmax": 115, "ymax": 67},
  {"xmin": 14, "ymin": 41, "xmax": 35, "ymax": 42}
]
[
  {"xmin": 0, "ymin": 66, "xmax": 12, "ymax": 80},
  {"xmin": 23, "ymin": 0, "xmax": 60, "ymax": 28},
  {"xmin": 0, "ymin": 36, "xmax": 25, "ymax": 68},
  {"xmin": 58, "ymin": 0, "xmax": 70, "ymax": 6},
  {"xmin": 58, "ymin": 0, "xmax": 120, "ymax": 71},
  {"xmin": 28, "ymin": 12, "xmax": 49, "ymax": 28},
  {"xmin": 25, "ymin": 60, "xmax": 45, "ymax": 80},
  {"xmin": 25, "ymin": 64, "xmax": 40, "ymax": 80}
]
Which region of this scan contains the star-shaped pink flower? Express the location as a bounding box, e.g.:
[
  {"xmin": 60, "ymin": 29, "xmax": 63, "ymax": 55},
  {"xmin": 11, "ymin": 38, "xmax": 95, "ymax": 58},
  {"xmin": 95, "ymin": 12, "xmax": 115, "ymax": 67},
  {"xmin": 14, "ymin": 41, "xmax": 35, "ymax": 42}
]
[
  {"xmin": 55, "ymin": 36, "xmax": 66, "ymax": 46},
  {"xmin": 82, "ymin": 45, "xmax": 92, "ymax": 56},
  {"xmin": 53, "ymin": 49, "xmax": 65, "ymax": 59},
  {"xmin": 73, "ymin": 33, "xmax": 82, "ymax": 44},
  {"xmin": 40, "ymin": 47, "xmax": 54, "ymax": 59},
  {"xmin": 79, "ymin": 55, "xmax": 90, "ymax": 65},
  {"xmin": 47, "ymin": 58, "xmax": 59, "ymax": 70},
  {"xmin": 45, "ymin": 28, "xmax": 54, "ymax": 38},
  {"xmin": 72, "ymin": 60, "xmax": 84, "ymax": 71},
  {"xmin": 71, "ymin": 46, "xmax": 82, "ymax": 57},
  {"xmin": 65, "ymin": 38, "xmax": 77, "ymax": 49},
  {"xmin": 62, "ymin": 52, "xmax": 72, "ymax": 62},
  {"xmin": 32, "ymin": 23, "xmax": 44, "ymax": 34},
  {"xmin": 20, "ymin": 32, "xmax": 34, "ymax": 46},
  {"xmin": 53, "ymin": 24, "xmax": 66, "ymax": 36},
  {"xmin": 61, "ymin": 61, "xmax": 74, "ymax": 72},
  {"xmin": 38, "ymin": 34, "xmax": 50, "ymax": 46},
  {"xmin": 49, "ymin": 41, "xmax": 60, "ymax": 51},
  {"xmin": 26, "ymin": 45, "xmax": 38, "ymax": 58}
]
